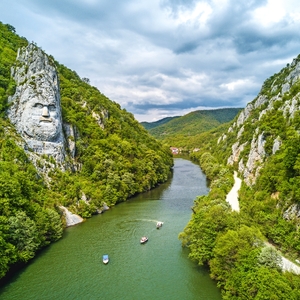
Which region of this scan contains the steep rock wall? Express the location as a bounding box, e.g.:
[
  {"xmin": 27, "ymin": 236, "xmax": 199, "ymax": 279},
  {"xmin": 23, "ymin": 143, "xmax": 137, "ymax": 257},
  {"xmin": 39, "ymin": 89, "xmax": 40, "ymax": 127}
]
[
  {"xmin": 7, "ymin": 43, "xmax": 67, "ymax": 168},
  {"xmin": 223, "ymin": 58, "xmax": 300, "ymax": 185}
]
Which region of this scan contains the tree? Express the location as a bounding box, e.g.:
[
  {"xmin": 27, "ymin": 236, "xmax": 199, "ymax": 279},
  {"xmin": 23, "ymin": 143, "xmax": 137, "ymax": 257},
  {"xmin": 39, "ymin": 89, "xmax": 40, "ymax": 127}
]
[
  {"xmin": 82, "ymin": 77, "xmax": 90, "ymax": 84},
  {"xmin": 35, "ymin": 208, "xmax": 63, "ymax": 246},
  {"xmin": 180, "ymin": 196, "xmax": 231, "ymax": 265},
  {"xmin": 235, "ymin": 267, "xmax": 294, "ymax": 300},
  {"xmin": 7, "ymin": 211, "xmax": 39, "ymax": 262},
  {"xmin": 210, "ymin": 225, "xmax": 263, "ymax": 286}
]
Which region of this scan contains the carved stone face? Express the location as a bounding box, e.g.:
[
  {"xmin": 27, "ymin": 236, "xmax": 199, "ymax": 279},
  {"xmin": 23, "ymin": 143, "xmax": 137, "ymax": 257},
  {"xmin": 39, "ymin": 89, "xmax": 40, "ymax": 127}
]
[
  {"xmin": 7, "ymin": 44, "xmax": 66, "ymax": 165},
  {"xmin": 20, "ymin": 85, "xmax": 61, "ymax": 141}
]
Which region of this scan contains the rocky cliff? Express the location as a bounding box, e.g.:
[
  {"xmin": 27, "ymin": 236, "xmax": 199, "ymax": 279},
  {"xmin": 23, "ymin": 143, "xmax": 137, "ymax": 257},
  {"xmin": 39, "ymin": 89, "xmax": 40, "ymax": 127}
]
[
  {"xmin": 7, "ymin": 43, "xmax": 70, "ymax": 173},
  {"xmin": 219, "ymin": 55, "xmax": 300, "ymax": 186},
  {"xmin": 0, "ymin": 24, "xmax": 175, "ymax": 279},
  {"xmin": 214, "ymin": 54, "xmax": 300, "ymax": 223},
  {"xmin": 4, "ymin": 41, "xmax": 173, "ymax": 217}
]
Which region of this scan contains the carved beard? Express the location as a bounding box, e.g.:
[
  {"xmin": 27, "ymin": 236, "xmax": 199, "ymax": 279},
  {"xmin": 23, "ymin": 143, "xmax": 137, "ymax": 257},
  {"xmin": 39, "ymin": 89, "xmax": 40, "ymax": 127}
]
[
  {"xmin": 20, "ymin": 99, "xmax": 62, "ymax": 142},
  {"xmin": 22, "ymin": 115, "xmax": 61, "ymax": 141}
]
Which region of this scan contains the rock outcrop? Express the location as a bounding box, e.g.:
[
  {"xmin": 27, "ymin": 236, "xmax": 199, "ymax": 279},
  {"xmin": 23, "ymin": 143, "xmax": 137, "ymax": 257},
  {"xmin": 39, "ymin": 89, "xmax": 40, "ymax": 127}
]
[
  {"xmin": 60, "ymin": 206, "xmax": 84, "ymax": 227},
  {"xmin": 6, "ymin": 43, "xmax": 110, "ymax": 177},
  {"xmin": 7, "ymin": 43, "xmax": 66, "ymax": 167},
  {"xmin": 224, "ymin": 58, "xmax": 300, "ymax": 185},
  {"xmin": 6, "ymin": 43, "xmax": 116, "ymax": 225}
]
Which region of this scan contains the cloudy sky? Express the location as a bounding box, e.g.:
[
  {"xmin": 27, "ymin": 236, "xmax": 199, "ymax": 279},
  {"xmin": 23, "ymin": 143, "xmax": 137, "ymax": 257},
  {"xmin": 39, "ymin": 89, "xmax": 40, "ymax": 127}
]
[{"xmin": 1, "ymin": 0, "xmax": 300, "ymax": 121}]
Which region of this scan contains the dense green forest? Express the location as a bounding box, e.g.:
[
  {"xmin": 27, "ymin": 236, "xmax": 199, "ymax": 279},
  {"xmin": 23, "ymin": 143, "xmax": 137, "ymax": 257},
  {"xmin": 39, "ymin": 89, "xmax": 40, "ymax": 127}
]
[
  {"xmin": 0, "ymin": 22, "xmax": 173, "ymax": 279},
  {"xmin": 179, "ymin": 58, "xmax": 300, "ymax": 298},
  {"xmin": 141, "ymin": 108, "xmax": 241, "ymax": 149}
]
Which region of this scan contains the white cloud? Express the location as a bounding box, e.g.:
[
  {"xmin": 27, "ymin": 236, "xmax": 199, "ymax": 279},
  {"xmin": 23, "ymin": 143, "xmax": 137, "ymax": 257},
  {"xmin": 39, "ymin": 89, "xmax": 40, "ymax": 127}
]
[
  {"xmin": 1, "ymin": 0, "xmax": 300, "ymax": 121},
  {"xmin": 252, "ymin": 0, "xmax": 286, "ymax": 26},
  {"xmin": 220, "ymin": 78, "xmax": 254, "ymax": 91},
  {"xmin": 173, "ymin": 2, "xmax": 212, "ymax": 26},
  {"xmin": 252, "ymin": 0, "xmax": 300, "ymax": 27}
]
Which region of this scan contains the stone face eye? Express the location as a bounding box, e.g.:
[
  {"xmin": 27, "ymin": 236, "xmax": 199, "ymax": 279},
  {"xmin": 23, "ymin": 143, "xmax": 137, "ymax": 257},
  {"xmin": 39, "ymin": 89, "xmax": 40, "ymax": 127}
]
[
  {"xmin": 48, "ymin": 104, "xmax": 56, "ymax": 111},
  {"xmin": 34, "ymin": 103, "xmax": 43, "ymax": 108}
]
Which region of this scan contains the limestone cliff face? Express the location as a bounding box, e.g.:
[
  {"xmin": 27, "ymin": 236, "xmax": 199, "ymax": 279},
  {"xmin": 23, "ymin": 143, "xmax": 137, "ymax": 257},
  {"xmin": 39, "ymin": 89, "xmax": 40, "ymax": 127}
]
[
  {"xmin": 7, "ymin": 43, "xmax": 68, "ymax": 172},
  {"xmin": 221, "ymin": 56, "xmax": 300, "ymax": 186},
  {"xmin": 6, "ymin": 43, "xmax": 85, "ymax": 225}
]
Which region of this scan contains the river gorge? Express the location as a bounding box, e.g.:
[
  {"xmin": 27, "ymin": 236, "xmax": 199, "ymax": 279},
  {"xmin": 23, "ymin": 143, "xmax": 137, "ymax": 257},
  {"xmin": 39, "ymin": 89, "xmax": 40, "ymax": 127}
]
[{"xmin": 0, "ymin": 158, "xmax": 221, "ymax": 300}]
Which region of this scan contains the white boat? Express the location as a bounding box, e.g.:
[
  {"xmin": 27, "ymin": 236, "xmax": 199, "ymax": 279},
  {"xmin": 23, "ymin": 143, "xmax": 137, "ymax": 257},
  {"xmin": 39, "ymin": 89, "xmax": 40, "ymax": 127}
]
[
  {"xmin": 140, "ymin": 236, "xmax": 148, "ymax": 244},
  {"xmin": 103, "ymin": 254, "xmax": 109, "ymax": 264},
  {"xmin": 156, "ymin": 221, "xmax": 163, "ymax": 229}
]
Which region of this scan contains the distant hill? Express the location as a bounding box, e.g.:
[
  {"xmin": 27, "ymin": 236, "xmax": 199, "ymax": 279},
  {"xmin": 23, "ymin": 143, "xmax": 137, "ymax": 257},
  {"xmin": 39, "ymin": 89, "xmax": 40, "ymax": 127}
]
[
  {"xmin": 141, "ymin": 108, "xmax": 242, "ymax": 146},
  {"xmin": 140, "ymin": 116, "xmax": 180, "ymax": 130}
]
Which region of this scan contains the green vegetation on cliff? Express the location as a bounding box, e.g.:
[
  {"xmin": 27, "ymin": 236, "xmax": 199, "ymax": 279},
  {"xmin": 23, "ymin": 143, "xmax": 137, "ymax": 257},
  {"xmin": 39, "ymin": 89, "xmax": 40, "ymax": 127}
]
[
  {"xmin": 0, "ymin": 22, "xmax": 173, "ymax": 279},
  {"xmin": 54, "ymin": 63, "xmax": 173, "ymax": 211},
  {"xmin": 179, "ymin": 58, "xmax": 300, "ymax": 298}
]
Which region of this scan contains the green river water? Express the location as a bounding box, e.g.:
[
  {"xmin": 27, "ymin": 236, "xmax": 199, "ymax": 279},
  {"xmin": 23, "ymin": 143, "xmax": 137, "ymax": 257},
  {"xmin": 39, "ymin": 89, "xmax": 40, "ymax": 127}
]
[{"xmin": 0, "ymin": 158, "xmax": 221, "ymax": 300}]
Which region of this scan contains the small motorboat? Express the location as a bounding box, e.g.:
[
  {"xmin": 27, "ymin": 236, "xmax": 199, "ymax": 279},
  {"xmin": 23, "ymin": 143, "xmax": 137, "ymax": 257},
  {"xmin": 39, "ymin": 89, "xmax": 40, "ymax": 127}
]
[
  {"xmin": 102, "ymin": 254, "xmax": 109, "ymax": 264},
  {"xmin": 156, "ymin": 221, "xmax": 163, "ymax": 229},
  {"xmin": 140, "ymin": 236, "xmax": 148, "ymax": 244}
]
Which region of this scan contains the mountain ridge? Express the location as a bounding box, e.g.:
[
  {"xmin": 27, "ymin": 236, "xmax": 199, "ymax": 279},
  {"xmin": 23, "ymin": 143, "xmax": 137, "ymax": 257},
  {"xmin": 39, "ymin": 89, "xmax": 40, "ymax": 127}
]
[
  {"xmin": 140, "ymin": 116, "xmax": 180, "ymax": 129},
  {"xmin": 141, "ymin": 108, "xmax": 242, "ymax": 148},
  {"xmin": 179, "ymin": 52, "xmax": 300, "ymax": 297}
]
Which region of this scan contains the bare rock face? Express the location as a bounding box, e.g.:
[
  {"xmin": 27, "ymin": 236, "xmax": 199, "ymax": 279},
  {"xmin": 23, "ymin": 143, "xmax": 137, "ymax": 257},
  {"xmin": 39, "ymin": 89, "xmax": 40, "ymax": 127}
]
[
  {"xmin": 236, "ymin": 103, "xmax": 253, "ymax": 127},
  {"xmin": 227, "ymin": 141, "xmax": 247, "ymax": 165},
  {"xmin": 7, "ymin": 43, "xmax": 65, "ymax": 164},
  {"xmin": 59, "ymin": 206, "xmax": 84, "ymax": 227}
]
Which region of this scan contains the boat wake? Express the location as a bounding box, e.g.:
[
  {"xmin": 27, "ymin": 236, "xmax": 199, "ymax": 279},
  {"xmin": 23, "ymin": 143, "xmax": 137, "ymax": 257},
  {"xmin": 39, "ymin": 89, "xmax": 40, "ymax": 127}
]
[{"xmin": 137, "ymin": 219, "xmax": 164, "ymax": 223}]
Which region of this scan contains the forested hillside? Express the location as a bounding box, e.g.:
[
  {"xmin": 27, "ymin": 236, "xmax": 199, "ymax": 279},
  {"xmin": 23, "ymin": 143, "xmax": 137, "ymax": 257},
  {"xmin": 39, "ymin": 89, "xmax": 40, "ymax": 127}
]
[
  {"xmin": 141, "ymin": 108, "xmax": 241, "ymax": 148},
  {"xmin": 180, "ymin": 56, "xmax": 300, "ymax": 298},
  {"xmin": 0, "ymin": 22, "xmax": 173, "ymax": 279},
  {"xmin": 140, "ymin": 116, "xmax": 180, "ymax": 130}
]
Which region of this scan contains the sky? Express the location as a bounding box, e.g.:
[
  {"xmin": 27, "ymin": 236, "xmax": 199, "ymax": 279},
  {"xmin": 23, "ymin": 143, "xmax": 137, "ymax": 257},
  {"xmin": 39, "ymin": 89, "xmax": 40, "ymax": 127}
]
[{"xmin": 1, "ymin": 0, "xmax": 300, "ymax": 122}]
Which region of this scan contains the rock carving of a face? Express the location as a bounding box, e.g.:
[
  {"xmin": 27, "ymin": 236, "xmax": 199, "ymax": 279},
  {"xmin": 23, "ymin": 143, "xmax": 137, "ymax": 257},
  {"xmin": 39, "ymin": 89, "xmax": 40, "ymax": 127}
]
[
  {"xmin": 21, "ymin": 84, "xmax": 61, "ymax": 142},
  {"xmin": 8, "ymin": 44, "xmax": 63, "ymax": 144}
]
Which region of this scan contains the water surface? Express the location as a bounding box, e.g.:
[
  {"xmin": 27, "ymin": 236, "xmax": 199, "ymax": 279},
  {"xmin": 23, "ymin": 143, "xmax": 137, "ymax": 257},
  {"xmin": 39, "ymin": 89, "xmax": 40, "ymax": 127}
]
[{"xmin": 0, "ymin": 158, "xmax": 221, "ymax": 300}]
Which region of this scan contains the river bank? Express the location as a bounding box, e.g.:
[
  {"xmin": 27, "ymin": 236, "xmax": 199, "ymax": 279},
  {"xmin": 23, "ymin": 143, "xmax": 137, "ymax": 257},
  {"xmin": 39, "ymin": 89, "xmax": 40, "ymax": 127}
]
[{"xmin": 0, "ymin": 158, "xmax": 221, "ymax": 300}]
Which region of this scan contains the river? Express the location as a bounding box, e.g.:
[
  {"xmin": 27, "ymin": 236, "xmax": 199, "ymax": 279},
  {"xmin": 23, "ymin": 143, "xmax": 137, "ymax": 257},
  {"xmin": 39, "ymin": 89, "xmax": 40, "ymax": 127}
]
[{"xmin": 0, "ymin": 158, "xmax": 221, "ymax": 300}]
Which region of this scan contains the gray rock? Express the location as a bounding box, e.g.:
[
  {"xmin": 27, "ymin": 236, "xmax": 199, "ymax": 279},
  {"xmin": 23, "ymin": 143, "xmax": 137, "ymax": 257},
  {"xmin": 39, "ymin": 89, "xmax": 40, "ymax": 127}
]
[
  {"xmin": 236, "ymin": 103, "xmax": 253, "ymax": 127},
  {"xmin": 281, "ymin": 97, "xmax": 299, "ymax": 119},
  {"xmin": 283, "ymin": 204, "xmax": 300, "ymax": 220},
  {"xmin": 227, "ymin": 142, "xmax": 247, "ymax": 165},
  {"xmin": 63, "ymin": 123, "xmax": 78, "ymax": 158},
  {"xmin": 238, "ymin": 158, "xmax": 245, "ymax": 174},
  {"xmin": 242, "ymin": 133, "xmax": 266, "ymax": 185},
  {"xmin": 272, "ymin": 137, "xmax": 282, "ymax": 154},
  {"xmin": 281, "ymin": 82, "xmax": 290, "ymax": 95},
  {"xmin": 7, "ymin": 43, "xmax": 66, "ymax": 165},
  {"xmin": 237, "ymin": 126, "xmax": 244, "ymax": 139},
  {"xmin": 92, "ymin": 109, "xmax": 108, "ymax": 129},
  {"xmin": 60, "ymin": 206, "xmax": 83, "ymax": 227},
  {"xmin": 271, "ymin": 85, "xmax": 278, "ymax": 94},
  {"xmin": 286, "ymin": 62, "xmax": 300, "ymax": 84},
  {"xmin": 254, "ymin": 95, "xmax": 268, "ymax": 109}
]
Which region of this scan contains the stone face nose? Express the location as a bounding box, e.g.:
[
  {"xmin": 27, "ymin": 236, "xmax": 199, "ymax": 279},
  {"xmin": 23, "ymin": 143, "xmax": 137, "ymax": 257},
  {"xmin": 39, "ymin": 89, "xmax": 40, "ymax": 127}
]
[{"xmin": 42, "ymin": 106, "xmax": 50, "ymax": 117}]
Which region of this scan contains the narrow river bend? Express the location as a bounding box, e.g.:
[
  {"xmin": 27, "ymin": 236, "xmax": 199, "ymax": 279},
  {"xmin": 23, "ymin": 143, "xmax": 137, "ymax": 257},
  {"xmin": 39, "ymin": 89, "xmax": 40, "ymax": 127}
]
[{"xmin": 0, "ymin": 158, "xmax": 221, "ymax": 300}]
